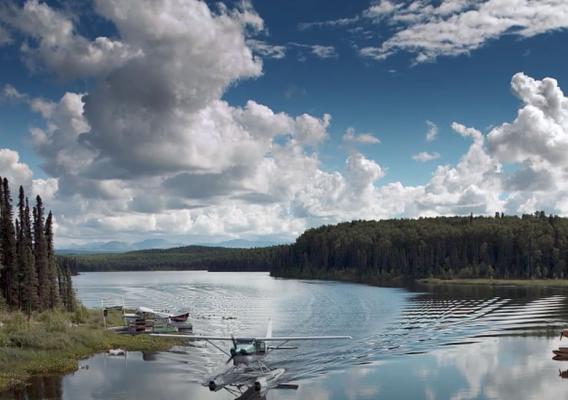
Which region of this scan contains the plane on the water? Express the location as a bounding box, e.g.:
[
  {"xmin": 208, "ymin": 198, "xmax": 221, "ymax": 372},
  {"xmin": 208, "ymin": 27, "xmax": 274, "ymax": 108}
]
[{"xmin": 152, "ymin": 319, "xmax": 351, "ymax": 396}]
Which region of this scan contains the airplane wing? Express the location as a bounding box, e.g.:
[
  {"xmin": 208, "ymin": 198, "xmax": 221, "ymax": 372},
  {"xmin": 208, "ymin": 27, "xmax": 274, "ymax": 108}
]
[
  {"xmin": 151, "ymin": 334, "xmax": 352, "ymax": 341},
  {"xmin": 137, "ymin": 306, "xmax": 172, "ymax": 318},
  {"xmin": 266, "ymin": 318, "xmax": 272, "ymax": 339},
  {"xmin": 150, "ymin": 334, "xmax": 237, "ymax": 340},
  {"xmin": 260, "ymin": 336, "xmax": 352, "ymax": 341}
]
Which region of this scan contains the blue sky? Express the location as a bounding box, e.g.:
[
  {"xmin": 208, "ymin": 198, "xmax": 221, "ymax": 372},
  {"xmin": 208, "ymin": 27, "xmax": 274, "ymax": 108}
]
[{"xmin": 1, "ymin": 0, "xmax": 568, "ymax": 246}]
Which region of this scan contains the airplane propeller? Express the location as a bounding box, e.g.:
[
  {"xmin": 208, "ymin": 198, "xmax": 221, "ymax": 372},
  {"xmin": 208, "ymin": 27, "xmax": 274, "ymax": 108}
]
[
  {"xmin": 226, "ymin": 334, "xmax": 239, "ymax": 364},
  {"xmin": 226, "ymin": 334, "xmax": 251, "ymax": 364}
]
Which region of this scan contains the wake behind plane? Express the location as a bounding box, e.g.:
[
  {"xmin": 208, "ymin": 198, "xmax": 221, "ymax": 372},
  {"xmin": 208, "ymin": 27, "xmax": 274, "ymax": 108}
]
[{"xmin": 152, "ymin": 319, "xmax": 351, "ymax": 396}]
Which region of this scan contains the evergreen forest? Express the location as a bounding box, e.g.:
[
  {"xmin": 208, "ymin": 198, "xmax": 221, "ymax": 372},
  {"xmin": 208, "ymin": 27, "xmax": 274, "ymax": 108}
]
[
  {"xmin": 271, "ymin": 214, "xmax": 568, "ymax": 281},
  {"xmin": 62, "ymin": 246, "xmax": 274, "ymax": 273},
  {"xmin": 64, "ymin": 212, "xmax": 568, "ymax": 284},
  {"xmin": 0, "ymin": 177, "xmax": 75, "ymax": 313}
]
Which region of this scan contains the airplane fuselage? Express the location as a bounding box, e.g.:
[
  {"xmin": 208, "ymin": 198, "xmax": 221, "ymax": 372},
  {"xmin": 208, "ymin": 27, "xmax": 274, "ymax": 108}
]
[
  {"xmin": 233, "ymin": 353, "xmax": 265, "ymax": 365},
  {"xmin": 230, "ymin": 339, "xmax": 268, "ymax": 365}
]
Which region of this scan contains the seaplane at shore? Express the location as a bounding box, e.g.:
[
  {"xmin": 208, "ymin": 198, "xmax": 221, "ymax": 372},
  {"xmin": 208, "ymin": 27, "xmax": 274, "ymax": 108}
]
[
  {"xmin": 123, "ymin": 306, "xmax": 190, "ymax": 323},
  {"xmin": 152, "ymin": 319, "xmax": 351, "ymax": 396}
]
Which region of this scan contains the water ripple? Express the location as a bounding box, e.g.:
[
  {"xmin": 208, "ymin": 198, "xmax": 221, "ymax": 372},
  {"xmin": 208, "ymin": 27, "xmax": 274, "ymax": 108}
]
[{"xmin": 73, "ymin": 272, "xmax": 568, "ymax": 386}]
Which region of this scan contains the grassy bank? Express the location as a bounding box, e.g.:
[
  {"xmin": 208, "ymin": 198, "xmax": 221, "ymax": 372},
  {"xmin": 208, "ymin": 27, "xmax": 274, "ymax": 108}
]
[
  {"xmin": 418, "ymin": 278, "xmax": 568, "ymax": 287},
  {"xmin": 0, "ymin": 308, "xmax": 183, "ymax": 391}
]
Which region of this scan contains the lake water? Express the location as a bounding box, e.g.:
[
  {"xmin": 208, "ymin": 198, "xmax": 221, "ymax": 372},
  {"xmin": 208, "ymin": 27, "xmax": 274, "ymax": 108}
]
[{"xmin": 5, "ymin": 271, "xmax": 568, "ymax": 399}]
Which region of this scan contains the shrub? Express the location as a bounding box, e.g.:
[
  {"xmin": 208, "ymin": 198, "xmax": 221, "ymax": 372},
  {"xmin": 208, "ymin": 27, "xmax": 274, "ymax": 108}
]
[
  {"xmin": 37, "ymin": 311, "xmax": 70, "ymax": 333},
  {"xmin": 9, "ymin": 329, "xmax": 73, "ymax": 350},
  {"xmin": 2, "ymin": 312, "xmax": 28, "ymax": 333},
  {"xmin": 71, "ymin": 306, "xmax": 90, "ymax": 324},
  {"xmin": 0, "ymin": 331, "xmax": 9, "ymax": 347}
]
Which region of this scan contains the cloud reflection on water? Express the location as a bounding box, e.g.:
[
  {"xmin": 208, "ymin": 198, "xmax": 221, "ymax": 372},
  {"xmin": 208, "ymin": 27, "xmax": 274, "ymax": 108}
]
[
  {"xmin": 6, "ymin": 272, "xmax": 568, "ymax": 400},
  {"xmin": 268, "ymin": 337, "xmax": 568, "ymax": 400}
]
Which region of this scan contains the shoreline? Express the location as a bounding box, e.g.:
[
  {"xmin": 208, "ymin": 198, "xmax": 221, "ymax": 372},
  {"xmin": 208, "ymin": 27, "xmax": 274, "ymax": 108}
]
[
  {"xmin": 0, "ymin": 308, "xmax": 183, "ymax": 391},
  {"xmin": 271, "ymin": 271, "xmax": 405, "ymax": 286},
  {"xmin": 271, "ymin": 271, "xmax": 568, "ymax": 289},
  {"xmin": 75, "ymin": 270, "xmax": 568, "ymax": 289},
  {"xmin": 417, "ymin": 278, "xmax": 568, "ymax": 287}
]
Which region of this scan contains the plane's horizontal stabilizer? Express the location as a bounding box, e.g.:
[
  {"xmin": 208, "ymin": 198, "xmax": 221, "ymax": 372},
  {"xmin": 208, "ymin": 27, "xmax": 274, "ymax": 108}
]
[{"xmin": 275, "ymin": 383, "xmax": 299, "ymax": 390}]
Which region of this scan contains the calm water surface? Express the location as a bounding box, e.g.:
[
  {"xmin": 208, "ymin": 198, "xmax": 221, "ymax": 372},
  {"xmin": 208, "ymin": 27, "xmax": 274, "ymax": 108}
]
[{"xmin": 6, "ymin": 271, "xmax": 568, "ymax": 399}]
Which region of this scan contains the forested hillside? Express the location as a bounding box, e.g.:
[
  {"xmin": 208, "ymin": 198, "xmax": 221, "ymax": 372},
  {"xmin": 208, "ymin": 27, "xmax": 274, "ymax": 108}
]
[
  {"xmin": 270, "ymin": 214, "xmax": 568, "ymax": 282},
  {"xmin": 63, "ymin": 245, "xmax": 276, "ymax": 272},
  {"xmin": 65, "ymin": 213, "xmax": 568, "ymax": 283},
  {"xmin": 0, "ymin": 177, "xmax": 75, "ymax": 312}
]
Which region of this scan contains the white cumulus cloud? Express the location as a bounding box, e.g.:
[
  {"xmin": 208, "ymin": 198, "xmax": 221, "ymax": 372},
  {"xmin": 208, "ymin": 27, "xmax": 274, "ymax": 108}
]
[
  {"xmin": 247, "ymin": 39, "xmax": 286, "ymax": 59},
  {"xmin": 0, "ymin": 148, "xmax": 58, "ymax": 202},
  {"xmin": 412, "ymin": 151, "xmax": 440, "ymax": 162},
  {"xmin": 425, "ymin": 120, "xmax": 438, "ymax": 141},
  {"xmin": 343, "ymin": 127, "xmax": 381, "ymax": 144},
  {"xmin": 3, "ymin": 1, "xmax": 568, "ymax": 247},
  {"xmin": 0, "ymin": 0, "xmax": 139, "ymax": 78},
  {"xmin": 487, "ymin": 72, "xmax": 568, "ymax": 167},
  {"xmin": 357, "ymin": 0, "xmax": 568, "ymax": 62},
  {"xmin": 0, "ymin": 148, "xmax": 33, "ymax": 185}
]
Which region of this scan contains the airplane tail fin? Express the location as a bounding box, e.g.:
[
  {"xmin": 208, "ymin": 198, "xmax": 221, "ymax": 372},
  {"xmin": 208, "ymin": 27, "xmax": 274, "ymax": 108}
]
[{"xmin": 266, "ymin": 318, "xmax": 273, "ymax": 339}]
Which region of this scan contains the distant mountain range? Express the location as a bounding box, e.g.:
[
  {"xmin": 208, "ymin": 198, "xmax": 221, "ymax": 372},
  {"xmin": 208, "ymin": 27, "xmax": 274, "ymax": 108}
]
[
  {"xmin": 200, "ymin": 239, "xmax": 282, "ymax": 249},
  {"xmin": 56, "ymin": 238, "xmax": 283, "ymax": 254}
]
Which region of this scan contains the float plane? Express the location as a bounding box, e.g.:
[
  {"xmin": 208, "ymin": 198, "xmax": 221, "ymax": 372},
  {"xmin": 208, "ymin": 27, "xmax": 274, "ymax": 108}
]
[
  {"xmin": 152, "ymin": 319, "xmax": 351, "ymax": 396},
  {"xmin": 126, "ymin": 306, "xmax": 190, "ymax": 322}
]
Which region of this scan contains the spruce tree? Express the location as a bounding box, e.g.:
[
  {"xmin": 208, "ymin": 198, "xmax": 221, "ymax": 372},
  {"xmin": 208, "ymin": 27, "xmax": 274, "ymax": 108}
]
[
  {"xmin": 18, "ymin": 188, "xmax": 39, "ymax": 312},
  {"xmin": 0, "ymin": 178, "xmax": 19, "ymax": 308},
  {"xmin": 56, "ymin": 256, "xmax": 76, "ymax": 311},
  {"xmin": 57, "ymin": 263, "xmax": 66, "ymax": 308},
  {"xmin": 34, "ymin": 196, "xmax": 49, "ymax": 310},
  {"xmin": 0, "ymin": 180, "xmax": 71, "ymax": 312},
  {"xmin": 0, "ymin": 180, "xmax": 4, "ymax": 306},
  {"xmin": 16, "ymin": 188, "xmax": 24, "ymax": 308},
  {"xmin": 0, "ymin": 282, "xmax": 5, "ymax": 313},
  {"xmin": 45, "ymin": 211, "xmax": 61, "ymax": 308},
  {"xmin": 15, "ymin": 218, "xmax": 23, "ymax": 305},
  {"xmin": 64, "ymin": 265, "xmax": 76, "ymax": 311}
]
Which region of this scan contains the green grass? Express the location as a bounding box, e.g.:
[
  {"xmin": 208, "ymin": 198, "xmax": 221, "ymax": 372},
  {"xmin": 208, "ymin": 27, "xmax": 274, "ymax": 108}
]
[
  {"xmin": 418, "ymin": 278, "xmax": 568, "ymax": 287},
  {"xmin": 0, "ymin": 308, "xmax": 183, "ymax": 391}
]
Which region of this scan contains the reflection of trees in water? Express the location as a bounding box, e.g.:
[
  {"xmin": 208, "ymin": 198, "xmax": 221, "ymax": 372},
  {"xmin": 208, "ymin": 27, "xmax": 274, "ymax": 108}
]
[
  {"xmin": 142, "ymin": 351, "xmax": 157, "ymax": 361},
  {"xmin": 234, "ymin": 386, "xmax": 266, "ymax": 400},
  {"xmin": 6, "ymin": 376, "xmax": 63, "ymax": 400},
  {"xmin": 559, "ymin": 369, "xmax": 568, "ymax": 379},
  {"xmin": 411, "ymin": 282, "xmax": 568, "ymax": 300}
]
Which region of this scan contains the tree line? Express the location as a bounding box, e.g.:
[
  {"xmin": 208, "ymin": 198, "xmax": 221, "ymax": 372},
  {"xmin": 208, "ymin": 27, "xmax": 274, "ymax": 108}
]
[
  {"xmin": 63, "ymin": 245, "xmax": 273, "ymax": 272},
  {"xmin": 270, "ymin": 214, "xmax": 568, "ymax": 282},
  {"xmin": 0, "ymin": 177, "xmax": 75, "ymax": 313},
  {"xmin": 63, "ymin": 212, "xmax": 568, "ymax": 284}
]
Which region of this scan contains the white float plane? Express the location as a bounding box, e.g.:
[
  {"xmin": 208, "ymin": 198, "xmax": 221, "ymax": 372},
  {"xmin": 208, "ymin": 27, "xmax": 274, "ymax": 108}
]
[
  {"xmin": 152, "ymin": 319, "xmax": 351, "ymax": 395},
  {"xmin": 127, "ymin": 306, "xmax": 190, "ymax": 322}
]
